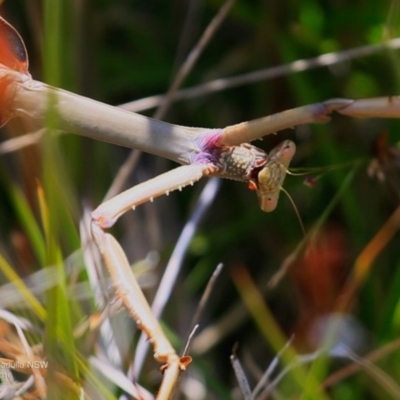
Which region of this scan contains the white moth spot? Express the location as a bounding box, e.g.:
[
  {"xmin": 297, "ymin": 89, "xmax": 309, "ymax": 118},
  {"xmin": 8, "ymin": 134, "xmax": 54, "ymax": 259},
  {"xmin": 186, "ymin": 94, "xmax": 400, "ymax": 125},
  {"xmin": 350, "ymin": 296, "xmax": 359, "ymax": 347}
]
[
  {"xmin": 150, "ymin": 197, "xmax": 154, "ymax": 202},
  {"xmin": 166, "ymin": 190, "xmax": 170, "ymax": 196},
  {"xmin": 132, "ymin": 205, "xmax": 136, "ymax": 211}
]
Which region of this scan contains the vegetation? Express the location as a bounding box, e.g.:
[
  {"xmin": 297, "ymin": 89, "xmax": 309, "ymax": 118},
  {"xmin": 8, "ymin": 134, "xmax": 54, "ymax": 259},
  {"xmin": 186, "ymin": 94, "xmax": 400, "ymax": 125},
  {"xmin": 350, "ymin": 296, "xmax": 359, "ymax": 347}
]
[{"xmin": 1, "ymin": 0, "xmax": 400, "ymax": 398}]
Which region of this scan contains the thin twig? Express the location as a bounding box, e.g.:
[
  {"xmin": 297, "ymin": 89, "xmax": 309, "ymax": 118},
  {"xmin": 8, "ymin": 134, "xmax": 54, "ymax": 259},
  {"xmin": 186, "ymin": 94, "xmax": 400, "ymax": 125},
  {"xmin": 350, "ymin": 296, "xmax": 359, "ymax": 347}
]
[
  {"xmin": 121, "ymin": 38, "xmax": 400, "ymax": 113},
  {"xmin": 257, "ymin": 350, "xmax": 324, "ymax": 400},
  {"xmin": 103, "ymin": 149, "xmax": 141, "ymax": 201},
  {"xmin": 257, "ymin": 343, "xmax": 400, "ymax": 400},
  {"xmin": 89, "ymin": 356, "xmax": 153, "ymax": 400},
  {"xmin": 342, "ymin": 346, "xmax": 400, "ymax": 400},
  {"xmin": 0, "ymin": 310, "xmax": 46, "ymax": 398},
  {"xmin": 14, "ymin": 321, "xmax": 46, "ymax": 399},
  {"xmin": 322, "ymin": 338, "xmax": 400, "ymax": 389},
  {"xmin": 182, "ymin": 324, "xmax": 199, "ymax": 357},
  {"xmin": 153, "ymin": 0, "xmax": 235, "ymax": 120},
  {"xmin": 188, "ymin": 262, "xmax": 224, "ymax": 333},
  {"xmin": 230, "ymin": 343, "xmax": 253, "ymax": 400},
  {"xmin": 0, "ymin": 129, "xmax": 45, "ymax": 154},
  {"xmin": 252, "ymin": 336, "xmax": 294, "ymax": 398}
]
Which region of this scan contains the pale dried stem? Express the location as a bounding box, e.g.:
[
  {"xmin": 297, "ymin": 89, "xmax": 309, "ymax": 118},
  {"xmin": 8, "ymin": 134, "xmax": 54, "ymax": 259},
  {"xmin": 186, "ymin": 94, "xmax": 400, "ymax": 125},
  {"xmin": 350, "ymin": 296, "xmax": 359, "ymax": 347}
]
[
  {"xmin": 89, "ymin": 356, "xmax": 153, "ymax": 400},
  {"xmin": 14, "ymin": 320, "xmax": 46, "ymax": 399},
  {"xmin": 251, "ymin": 336, "xmax": 294, "ymax": 398},
  {"xmin": 0, "ymin": 128, "xmax": 44, "ymax": 154},
  {"xmin": 188, "ymin": 262, "xmax": 224, "ymax": 333},
  {"xmin": 0, "ymin": 310, "xmax": 46, "ymax": 398},
  {"xmin": 121, "ymin": 38, "xmax": 400, "ymax": 113},
  {"xmin": 257, "ymin": 346, "xmax": 400, "ymax": 400},
  {"xmin": 192, "ymin": 298, "xmax": 248, "ymax": 354},
  {"xmin": 153, "ymin": 0, "xmax": 235, "ymax": 120},
  {"xmin": 182, "ymin": 324, "xmax": 200, "ymax": 358},
  {"xmin": 230, "ymin": 344, "xmax": 252, "ymax": 400},
  {"xmin": 322, "ymin": 338, "xmax": 400, "ymax": 389},
  {"xmin": 103, "ymin": 149, "xmax": 141, "ymax": 201}
]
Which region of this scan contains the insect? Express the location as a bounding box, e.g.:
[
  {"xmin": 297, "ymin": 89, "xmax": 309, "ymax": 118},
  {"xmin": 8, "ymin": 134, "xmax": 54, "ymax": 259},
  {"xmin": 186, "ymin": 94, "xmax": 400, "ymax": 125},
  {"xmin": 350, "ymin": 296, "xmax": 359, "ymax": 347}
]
[{"xmin": 1, "ymin": 12, "xmax": 400, "ymax": 399}]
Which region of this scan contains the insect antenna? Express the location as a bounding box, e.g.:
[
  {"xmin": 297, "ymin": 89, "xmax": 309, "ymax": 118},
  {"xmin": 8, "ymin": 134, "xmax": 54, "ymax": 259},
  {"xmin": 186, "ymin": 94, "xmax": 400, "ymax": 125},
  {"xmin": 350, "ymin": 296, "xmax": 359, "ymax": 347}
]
[
  {"xmin": 285, "ymin": 169, "xmax": 315, "ymax": 177},
  {"xmin": 280, "ymin": 186, "xmax": 306, "ymax": 236}
]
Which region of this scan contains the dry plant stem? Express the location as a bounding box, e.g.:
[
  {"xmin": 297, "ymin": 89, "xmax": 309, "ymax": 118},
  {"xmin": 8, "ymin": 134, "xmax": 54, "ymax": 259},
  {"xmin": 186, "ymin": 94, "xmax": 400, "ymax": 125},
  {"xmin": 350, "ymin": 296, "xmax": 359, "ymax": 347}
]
[
  {"xmin": 0, "ymin": 128, "xmax": 44, "ymax": 154},
  {"xmin": 89, "ymin": 356, "xmax": 153, "ymax": 400},
  {"xmin": 0, "ymin": 310, "xmax": 46, "ymax": 398},
  {"xmin": 252, "ymin": 333, "xmax": 400, "ymax": 398},
  {"xmin": 12, "ymin": 319, "xmax": 46, "ymax": 399},
  {"xmin": 322, "ymin": 338, "xmax": 400, "ymax": 390},
  {"xmin": 230, "ymin": 344, "xmax": 252, "ymax": 400},
  {"xmin": 153, "ymin": 0, "xmax": 235, "ymax": 120},
  {"xmin": 340, "ymin": 348, "xmax": 400, "ymax": 400},
  {"xmin": 140, "ymin": 178, "xmax": 220, "ymax": 323},
  {"xmin": 256, "ymin": 344, "xmax": 400, "ymax": 400},
  {"xmin": 103, "ymin": 149, "xmax": 141, "ymax": 201},
  {"xmin": 121, "ymin": 38, "xmax": 400, "ymax": 113},
  {"xmin": 251, "ymin": 337, "xmax": 294, "ymax": 398},
  {"xmin": 191, "ymin": 298, "xmax": 248, "ymax": 354},
  {"xmin": 182, "ymin": 325, "xmax": 199, "ymax": 358},
  {"xmin": 188, "ymin": 262, "xmax": 225, "ymax": 332}
]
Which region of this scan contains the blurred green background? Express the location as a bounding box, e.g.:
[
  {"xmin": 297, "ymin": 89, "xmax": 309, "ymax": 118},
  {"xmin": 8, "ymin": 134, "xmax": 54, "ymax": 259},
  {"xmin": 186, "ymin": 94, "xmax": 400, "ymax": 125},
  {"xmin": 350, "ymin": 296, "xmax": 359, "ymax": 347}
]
[{"xmin": 1, "ymin": 0, "xmax": 400, "ymax": 399}]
